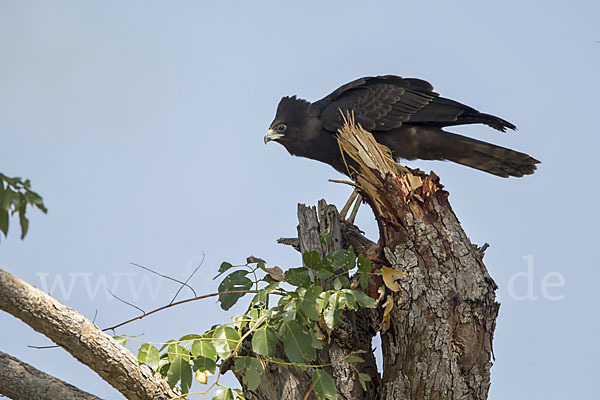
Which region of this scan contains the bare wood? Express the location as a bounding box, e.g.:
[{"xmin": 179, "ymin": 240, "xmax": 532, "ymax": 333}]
[
  {"xmin": 0, "ymin": 351, "xmax": 102, "ymax": 400},
  {"xmin": 298, "ymin": 201, "xmax": 378, "ymax": 400},
  {"xmin": 297, "ymin": 200, "xmax": 343, "ymax": 262},
  {"xmin": 278, "ymin": 220, "xmax": 377, "ymax": 256},
  {"xmin": 0, "ymin": 267, "xmax": 180, "ymax": 400}
]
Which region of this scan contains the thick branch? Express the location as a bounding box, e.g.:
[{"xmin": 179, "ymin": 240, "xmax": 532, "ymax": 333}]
[
  {"xmin": 0, "ymin": 351, "xmax": 102, "ymax": 400},
  {"xmin": 0, "ymin": 267, "xmax": 179, "ymax": 400}
]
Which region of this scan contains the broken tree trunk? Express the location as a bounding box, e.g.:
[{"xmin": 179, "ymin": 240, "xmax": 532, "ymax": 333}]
[{"xmin": 337, "ymin": 118, "xmax": 500, "ymax": 399}]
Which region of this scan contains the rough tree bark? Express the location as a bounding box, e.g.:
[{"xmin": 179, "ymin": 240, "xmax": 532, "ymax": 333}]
[
  {"xmin": 0, "ymin": 267, "xmax": 179, "ymax": 400},
  {"xmin": 377, "ymin": 183, "xmax": 498, "ymax": 399}
]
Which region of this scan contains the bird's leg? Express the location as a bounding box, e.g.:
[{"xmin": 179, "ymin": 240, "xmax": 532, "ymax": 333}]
[
  {"xmin": 339, "ymin": 189, "xmax": 359, "ymax": 220},
  {"xmin": 339, "ymin": 189, "xmax": 362, "ymax": 224},
  {"xmin": 347, "ymin": 193, "xmax": 362, "ymax": 224}
]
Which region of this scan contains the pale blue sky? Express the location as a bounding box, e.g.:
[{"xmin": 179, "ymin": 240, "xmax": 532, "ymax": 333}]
[{"xmin": 1, "ymin": 1, "xmax": 599, "ymax": 399}]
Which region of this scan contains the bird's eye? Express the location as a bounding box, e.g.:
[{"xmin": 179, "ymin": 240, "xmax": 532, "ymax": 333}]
[{"xmin": 276, "ymin": 124, "xmax": 287, "ymax": 133}]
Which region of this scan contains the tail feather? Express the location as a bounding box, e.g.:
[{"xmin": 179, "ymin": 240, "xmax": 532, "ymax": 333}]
[
  {"xmin": 376, "ymin": 127, "xmax": 540, "ymax": 178},
  {"xmin": 444, "ymin": 133, "xmax": 540, "ymax": 178}
]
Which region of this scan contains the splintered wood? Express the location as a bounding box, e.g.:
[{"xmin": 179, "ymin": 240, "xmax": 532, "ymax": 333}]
[{"xmin": 334, "ymin": 113, "xmax": 443, "ymax": 221}]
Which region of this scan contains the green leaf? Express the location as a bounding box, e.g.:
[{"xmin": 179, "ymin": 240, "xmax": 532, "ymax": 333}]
[
  {"xmin": 251, "ymin": 289, "xmax": 268, "ymax": 308},
  {"xmin": 167, "ymin": 343, "xmax": 191, "ymax": 363},
  {"xmin": 338, "ymin": 291, "xmax": 356, "ymax": 310},
  {"xmin": 167, "ymin": 355, "xmax": 193, "ymax": 393},
  {"xmin": 304, "ymin": 285, "xmax": 323, "ymax": 300},
  {"xmin": 309, "ymin": 329, "xmax": 323, "ymax": 350},
  {"xmin": 0, "ymin": 209, "xmax": 8, "ymax": 237},
  {"xmin": 218, "ymin": 270, "xmax": 251, "ymax": 291},
  {"xmin": 245, "ymin": 363, "xmax": 261, "ymax": 391},
  {"xmin": 218, "ymin": 270, "xmax": 253, "ymax": 310},
  {"xmin": 192, "ymin": 338, "xmax": 216, "ymax": 357},
  {"xmin": 231, "ymin": 314, "xmax": 247, "ymax": 329},
  {"xmin": 303, "ymin": 251, "xmax": 323, "ymax": 270},
  {"xmin": 166, "ymin": 361, "xmax": 179, "ymax": 388},
  {"xmin": 284, "ymin": 267, "xmax": 311, "ymax": 287},
  {"xmin": 329, "ymin": 248, "xmax": 356, "ymax": 270},
  {"xmin": 328, "ymin": 249, "xmax": 347, "ymax": 269},
  {"xmin": 281, "ymin": 301, "xmax": 297, "ymax": 322},
  {"xmin": 138, "ymin": 343, "xmax": 160, "ymax": 368},
  {"xmin": 235, "ymin": 356, "xmax": 252, "ymax": 370},
  {"xmin": 212, "ymin": 388, "xmax": 235, "ymax": 400},
  {"xmin": 179, "ymin": 334, "xmax": 202, "ymax": 342},
  {"xmin": 299, "ymin": 286, "xmax": 322, "ymax": 321},
  {"xmin": 279, "ymin": 320, "xmax": 315, "ymax": 363},
  {"xmin": 159, "ymin": 340, "xmax": 174, "ymax": 352},
  {"xmin": 24, "ymin": 190, "xmax": 44, "ymax": 206},
  {"xmin": 249, "ymin": 307, "xmax": 261, "ymax": 322},
  {"xmin": 358, "ymin": 373, "xmax": 371, "ymax": 391},
  {"xmin": 158, "ymin": 357, "xmax": 170, "ymax": 376},
  {"xmin": 281, "ymin": 309, "xmax": 297, "ymax": 323},
  {"xmin": 246, "ymin": 256, "xmax": 266, "ymax": 264},
  {"xmin": 359, "ymin": 274, "xmax": 370, "ymax": 290},
  {"xmin": 235, "ymin": 356, "xmax": 263, "ymax": 391},
  {"xmin": 18, "ymin": 207, "xmax": 29, "ymax": 240},
  {"xmin": 312, "ymin": 370, "xmax": 338, "ymax": 400},
  {"xmin": 180, "ymin": 362, "xmax": 193, "ymax": 394},
  {"xmin": 219, "ymin": 292, "xmax": 251, "ymax": 311},
  {"xmin": 343, "ymin": 355, "xmax": 364, "ymax": 363},
  {"xmin": 113, "ymin": 335, "xmax": 127, "ymax": 346},
  {"xmin": 212, "ymin": 326, "xmax": 241, "ymax": 359},
  {"xmin": 215, "ymin": 261, "xmax": 234, "ymax": 277},
  {"xmin": 264, "ymin": 281, "xmax": 281, "ymax": 293},
  {"xmin": 1, "ymin": 187, "xmax": 17, "ymax": 210},
  {"xmin": 357, "ymin": 254, "xmax": 371, "ymax": 272},
  {"xmin": 338, "ymin": 275, "xmax": 350, "ymax": 288},
  {"xmin": 317, "ymin": 292, "xmax": 331, "ymax": 311},
  {"xmin": 316, "ymin": 269, "xmax": 333, "ymax": 280},
  {"xmin": 346, "ymin": 289, "xmax": 377, "ymax": 308},
  {"xmin": 324, "ymin": 293, "xmax": 341, "ymax": 330},
  {"xmin": 252, "ymin": 327, "xmax": 278, "ymax": 356},
  {"xmin": 193, "ymin": 356, "xmax": 216, "ymax": 374},
  {"xmin": 0, "ymin": 175, "xmax": 47, "ymax": 241},
  {"xmin": 191, "ymin": 339, "xmax": 217, "ymax": 370},
  {"xmin": 333, "ymin": 277, "xmax": 343, "ymax": 291}
]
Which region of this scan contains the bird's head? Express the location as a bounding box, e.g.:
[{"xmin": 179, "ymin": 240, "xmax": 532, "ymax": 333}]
[{"xmin": 264, "ymin": 96, "xmax": 318, "ymax": 145}]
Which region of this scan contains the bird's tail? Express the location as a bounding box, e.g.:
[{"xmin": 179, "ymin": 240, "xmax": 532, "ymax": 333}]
[{"xmin": 441, "ymin": 132, "xmax": 540, "ymax": 178}]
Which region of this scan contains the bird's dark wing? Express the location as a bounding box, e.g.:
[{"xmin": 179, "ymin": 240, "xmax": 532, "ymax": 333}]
[{"xmin": 314, "ymin": 75, "xmax": 515, "ymax": 132}]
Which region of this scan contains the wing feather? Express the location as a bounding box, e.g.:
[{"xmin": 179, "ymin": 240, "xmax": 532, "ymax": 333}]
[{"xmin": 315, "ymin": 75, "xmax": 515, "ymax": 133}]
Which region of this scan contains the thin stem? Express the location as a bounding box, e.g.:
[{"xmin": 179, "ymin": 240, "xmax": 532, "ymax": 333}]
[{"xmin": 103, "ymin": 289, "xmax": 286, "ymax": 332}]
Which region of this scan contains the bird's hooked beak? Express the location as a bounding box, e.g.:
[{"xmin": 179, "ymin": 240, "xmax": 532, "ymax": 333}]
[{"xmin": 264, "ymin": 128, "xmax": 285, "ymax": 144}]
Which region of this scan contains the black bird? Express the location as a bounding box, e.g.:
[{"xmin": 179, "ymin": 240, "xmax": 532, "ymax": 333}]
[{"xmin": 265, "ymin": 75, "xmax": 539, "ymax": 178}]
